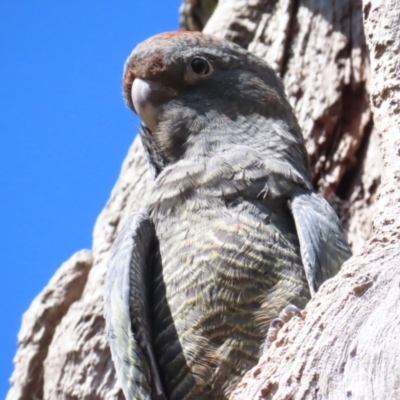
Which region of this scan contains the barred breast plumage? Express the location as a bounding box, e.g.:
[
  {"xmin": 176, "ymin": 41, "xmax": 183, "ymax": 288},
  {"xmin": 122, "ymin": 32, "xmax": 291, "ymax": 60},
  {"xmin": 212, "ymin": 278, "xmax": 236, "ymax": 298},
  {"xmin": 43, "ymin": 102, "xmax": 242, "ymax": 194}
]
[{"xmin": 149, "ymin": 156, "xmax": 310, "ymax": 399}]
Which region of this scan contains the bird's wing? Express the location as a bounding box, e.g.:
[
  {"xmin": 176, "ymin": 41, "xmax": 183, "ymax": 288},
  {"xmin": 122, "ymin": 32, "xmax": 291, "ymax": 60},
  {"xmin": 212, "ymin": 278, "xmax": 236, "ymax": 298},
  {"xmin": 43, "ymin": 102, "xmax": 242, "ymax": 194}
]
[
  {"xmin": 289, "ymin": 192, "xmax": 352, "ymax": 296},
  {"xmin": 103, "ymin": 212, "xmax": 165, "ymax": 400}
]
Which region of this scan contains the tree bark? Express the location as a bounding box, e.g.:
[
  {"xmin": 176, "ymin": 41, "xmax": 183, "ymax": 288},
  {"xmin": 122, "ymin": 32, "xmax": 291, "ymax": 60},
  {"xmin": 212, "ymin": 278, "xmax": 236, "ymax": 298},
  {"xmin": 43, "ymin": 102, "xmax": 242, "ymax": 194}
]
[{"xmin": 8, "ymin": 0, "xmax": 399, "ymax": 399}]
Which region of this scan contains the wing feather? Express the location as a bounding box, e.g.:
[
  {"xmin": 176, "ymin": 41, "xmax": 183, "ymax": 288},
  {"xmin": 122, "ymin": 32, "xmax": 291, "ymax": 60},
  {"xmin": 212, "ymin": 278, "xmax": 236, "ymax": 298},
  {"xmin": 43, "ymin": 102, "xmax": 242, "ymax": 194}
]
[
  {"xmin": 104, "ymin": 212, "xmax": 165, "ymax": 400},
  {"xmin": 289, "ymin": 192, "xmax": 352, "ymax": 295}
]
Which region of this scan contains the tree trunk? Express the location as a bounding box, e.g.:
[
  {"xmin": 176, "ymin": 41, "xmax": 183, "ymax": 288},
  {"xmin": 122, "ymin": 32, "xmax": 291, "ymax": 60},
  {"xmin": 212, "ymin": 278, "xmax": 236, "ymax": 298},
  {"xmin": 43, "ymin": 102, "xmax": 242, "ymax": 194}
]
[{"xmin": 7, "ymin": 0, "xmax": 400, "ymax": 399}]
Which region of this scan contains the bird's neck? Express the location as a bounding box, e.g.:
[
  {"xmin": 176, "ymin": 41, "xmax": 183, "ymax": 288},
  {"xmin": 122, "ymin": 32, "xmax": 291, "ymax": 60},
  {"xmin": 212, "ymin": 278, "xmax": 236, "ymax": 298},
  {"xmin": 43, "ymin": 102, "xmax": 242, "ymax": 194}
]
[
  {"xmin": 182, "ymin": 112, "xmax": 310, "ymax": 181},
  {"xmin": 153, "ymin": 105, "xmax": 311, "ymax": 184}
]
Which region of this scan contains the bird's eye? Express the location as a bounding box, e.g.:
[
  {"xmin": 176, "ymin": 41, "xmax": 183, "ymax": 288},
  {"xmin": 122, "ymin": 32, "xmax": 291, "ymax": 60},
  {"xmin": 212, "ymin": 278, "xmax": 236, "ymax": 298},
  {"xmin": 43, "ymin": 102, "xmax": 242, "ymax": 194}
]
[{"xmin": 191, "ymin": 58, "xmax": 210, "ymax": 75}]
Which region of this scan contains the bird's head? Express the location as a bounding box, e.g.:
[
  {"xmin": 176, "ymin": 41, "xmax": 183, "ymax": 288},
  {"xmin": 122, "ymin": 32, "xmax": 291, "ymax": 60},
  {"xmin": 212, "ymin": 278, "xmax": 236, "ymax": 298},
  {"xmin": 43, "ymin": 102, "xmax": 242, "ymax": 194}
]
[{"xmin": 123, "ymin": 31, "xmax": 305, "ymax": 175}]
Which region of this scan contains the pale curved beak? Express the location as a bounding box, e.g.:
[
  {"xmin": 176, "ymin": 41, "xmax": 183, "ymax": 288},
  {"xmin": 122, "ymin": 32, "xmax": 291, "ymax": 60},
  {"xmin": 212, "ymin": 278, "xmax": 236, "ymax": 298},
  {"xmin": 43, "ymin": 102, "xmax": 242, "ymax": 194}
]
[{"xmin": 131, "ymin": 78, "xmax": 175, "ymax": 133}]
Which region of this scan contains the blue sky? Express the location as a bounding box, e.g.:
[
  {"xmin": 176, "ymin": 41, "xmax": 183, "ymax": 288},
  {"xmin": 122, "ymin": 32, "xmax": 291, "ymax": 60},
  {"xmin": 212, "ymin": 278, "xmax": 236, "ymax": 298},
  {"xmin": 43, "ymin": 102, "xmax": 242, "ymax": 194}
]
[{"xmin": 0, "ymin": 1, "xmax": 181, "ymax": 396}]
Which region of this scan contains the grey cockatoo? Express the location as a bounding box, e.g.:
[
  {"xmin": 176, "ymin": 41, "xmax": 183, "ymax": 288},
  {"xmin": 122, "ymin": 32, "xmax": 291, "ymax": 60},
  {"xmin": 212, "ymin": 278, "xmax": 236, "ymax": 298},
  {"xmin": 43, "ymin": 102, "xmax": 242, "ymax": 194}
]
[{"xmin": 103, "ymin": 31, "xmax": 351, "ymax": 400}]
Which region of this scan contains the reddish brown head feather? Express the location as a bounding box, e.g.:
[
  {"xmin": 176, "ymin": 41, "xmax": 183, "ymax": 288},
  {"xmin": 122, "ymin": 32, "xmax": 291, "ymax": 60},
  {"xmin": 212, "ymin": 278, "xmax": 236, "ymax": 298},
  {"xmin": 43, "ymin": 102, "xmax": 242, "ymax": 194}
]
[
  {"xmin": 122, "ymin": 66, "xmax": 137, "ymax": 110},
  {"xmin": 123, "ymin": 55, "xmax": 167, "ymax": 110},
  {"xmin": 142, "ymin": 30, "xmax": 198, "ymax": 43},
  {"xmin": 123, "ymin": 31, "xmax": 211, "ymax": 109}
]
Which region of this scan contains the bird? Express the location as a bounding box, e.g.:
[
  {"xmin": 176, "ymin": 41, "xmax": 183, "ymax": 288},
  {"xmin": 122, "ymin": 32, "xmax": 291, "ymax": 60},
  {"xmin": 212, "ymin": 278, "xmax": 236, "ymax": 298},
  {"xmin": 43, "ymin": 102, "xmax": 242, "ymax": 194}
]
[{"xmin": 103, "ymin": 31, "xmax": 352, "ymax": 400}]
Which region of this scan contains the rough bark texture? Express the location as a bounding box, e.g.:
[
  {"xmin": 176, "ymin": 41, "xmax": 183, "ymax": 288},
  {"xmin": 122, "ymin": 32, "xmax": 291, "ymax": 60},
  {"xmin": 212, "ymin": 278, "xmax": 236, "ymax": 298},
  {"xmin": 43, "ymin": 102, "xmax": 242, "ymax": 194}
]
[
  {"xmin": 7, "ymin": 0, "xmax": 399, "ymax": 399},
  {"xmin": 179, "ymin": 0, "xmax": 218, "ymax": 31},
  {"xmin": 7, "ymin": 250, "xmax": 93, "ymax": 400}
]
